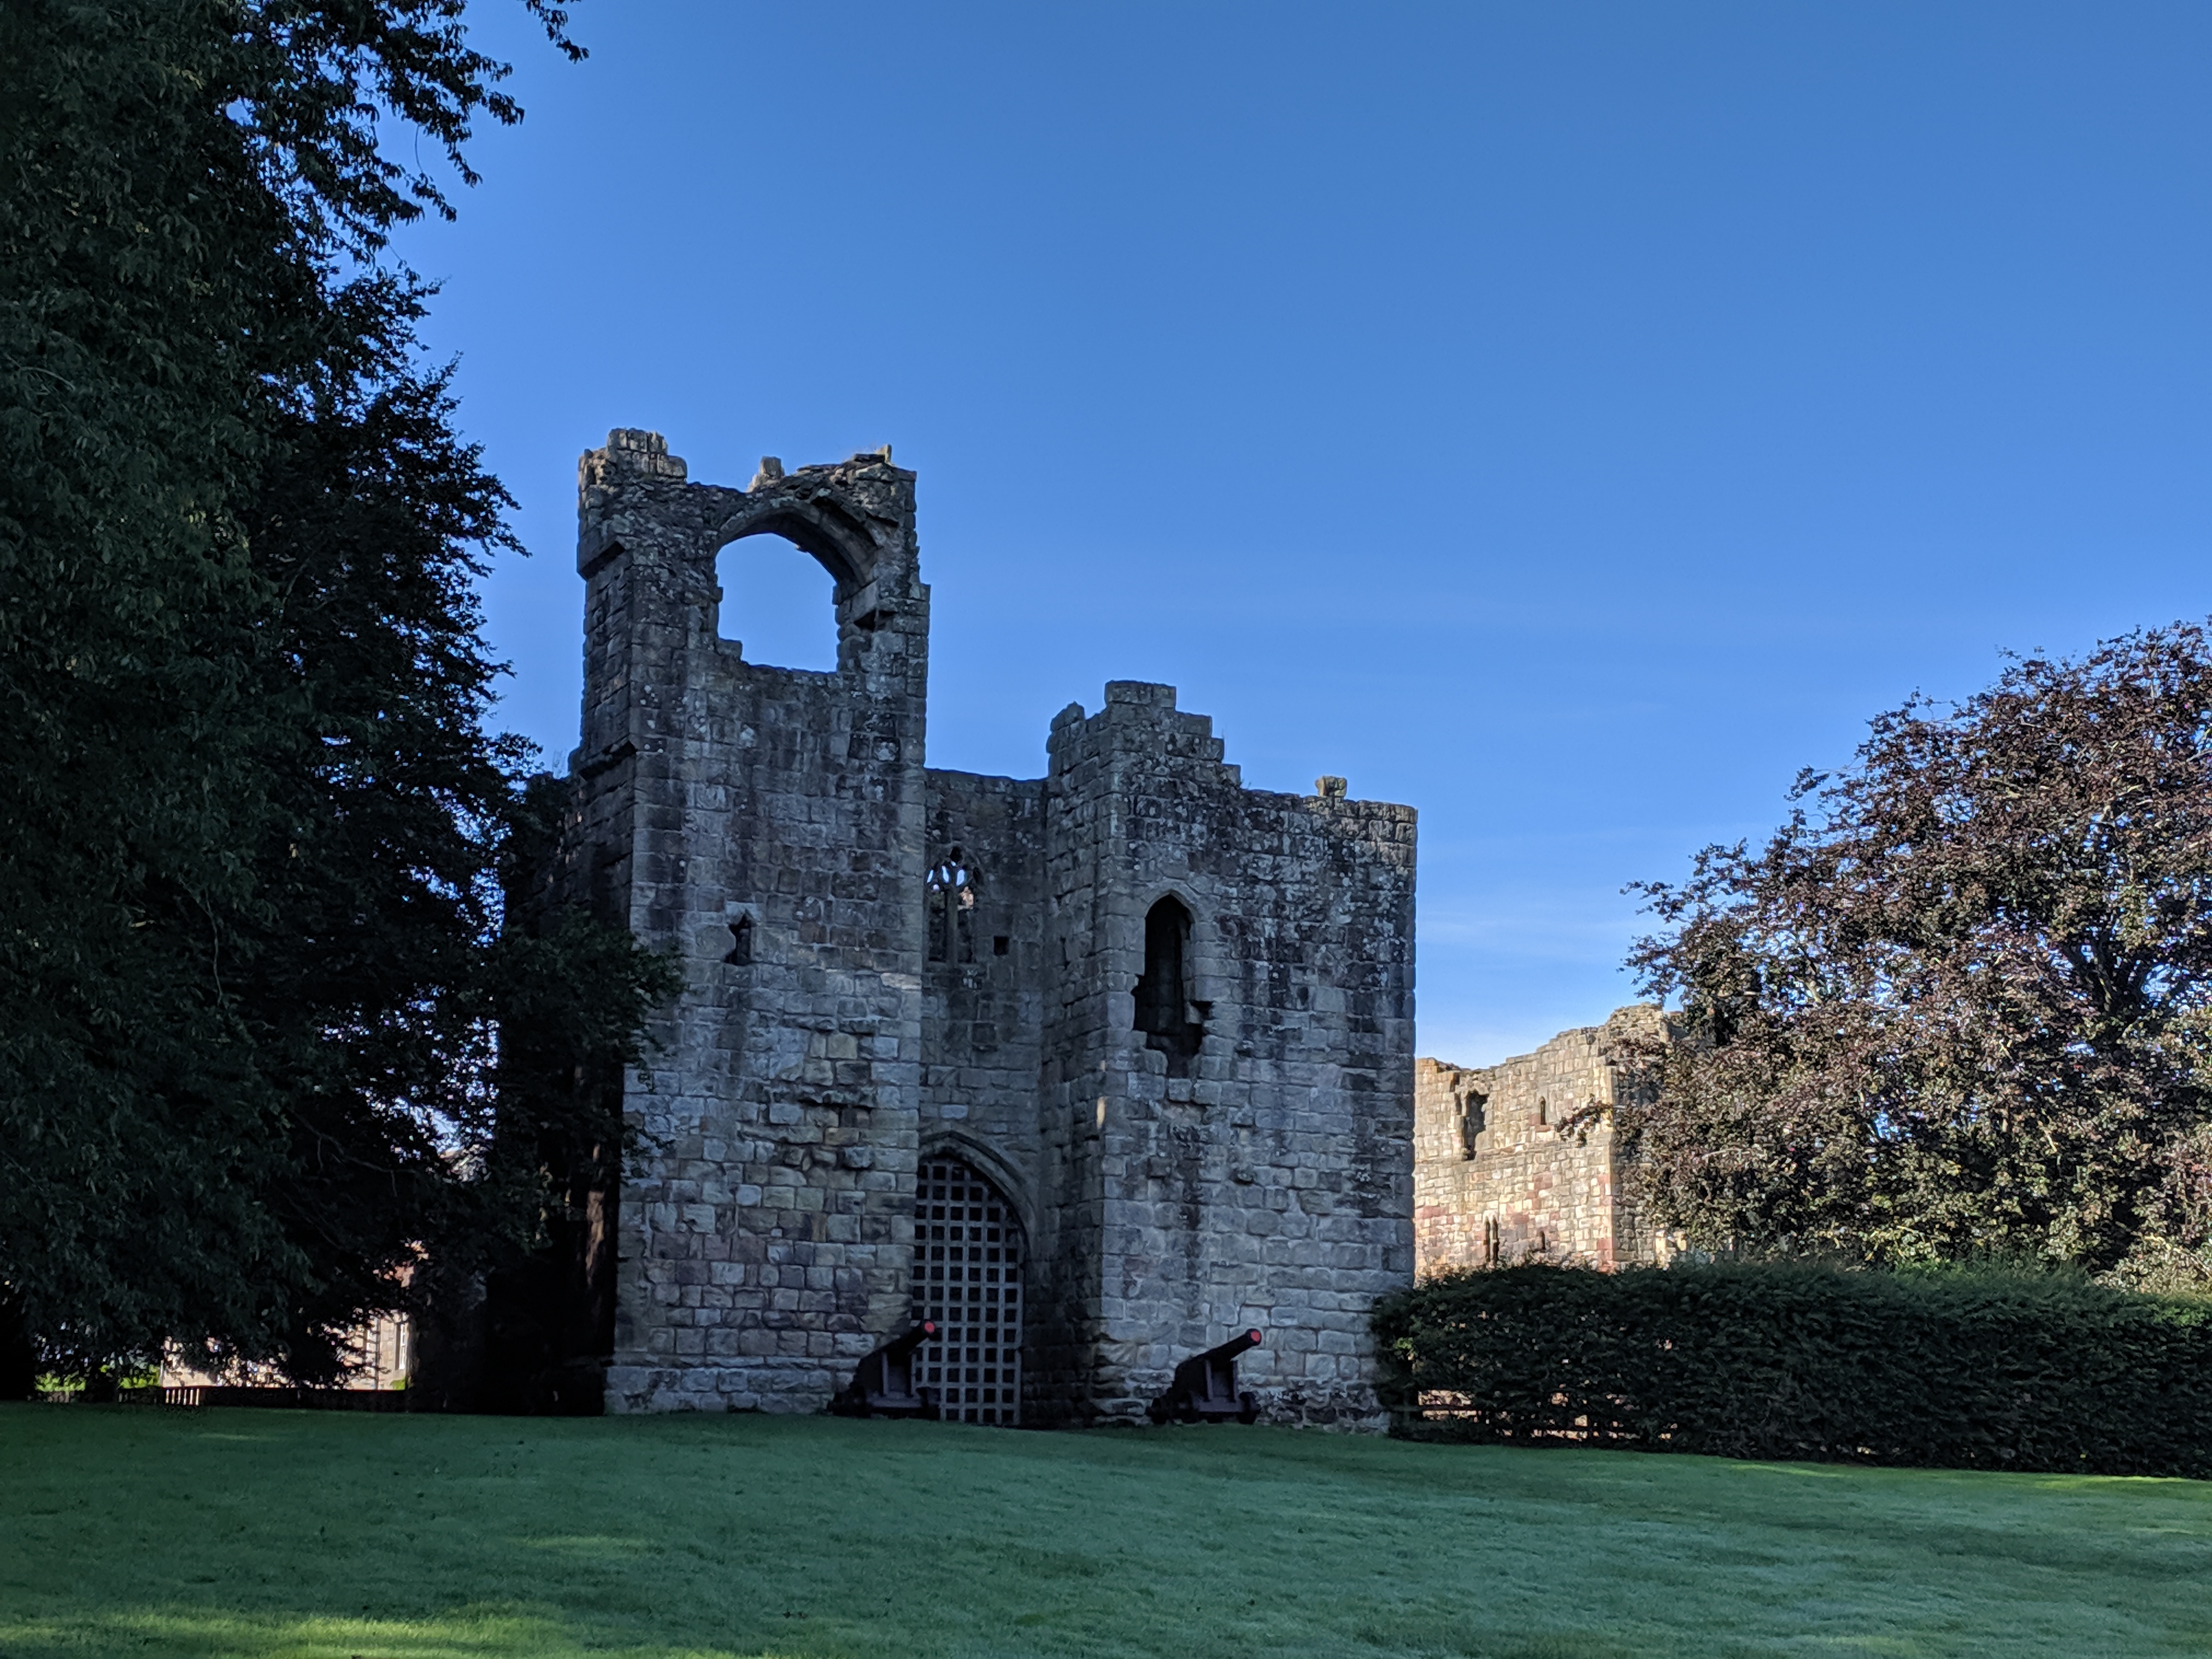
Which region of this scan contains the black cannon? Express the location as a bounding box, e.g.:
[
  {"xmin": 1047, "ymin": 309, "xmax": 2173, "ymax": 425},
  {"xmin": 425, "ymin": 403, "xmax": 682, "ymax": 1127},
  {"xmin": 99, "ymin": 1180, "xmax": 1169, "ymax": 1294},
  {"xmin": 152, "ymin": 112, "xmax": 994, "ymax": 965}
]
[
  {"xmin": 831, "ymin": 1321, "xmax": 942, "ymax": 1420},
  {"xmin": 1147, "ymin": 1328, "xmax": 1263, "ymax": 1425}
]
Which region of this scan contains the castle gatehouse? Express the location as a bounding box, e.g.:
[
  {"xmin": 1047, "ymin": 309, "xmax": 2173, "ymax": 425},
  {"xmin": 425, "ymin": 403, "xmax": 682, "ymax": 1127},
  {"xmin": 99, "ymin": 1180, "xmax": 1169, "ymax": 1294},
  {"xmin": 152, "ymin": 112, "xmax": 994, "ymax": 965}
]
[{"xmin": 555, "ymin": 431, "xmax": 1417, "ymax": 1426}]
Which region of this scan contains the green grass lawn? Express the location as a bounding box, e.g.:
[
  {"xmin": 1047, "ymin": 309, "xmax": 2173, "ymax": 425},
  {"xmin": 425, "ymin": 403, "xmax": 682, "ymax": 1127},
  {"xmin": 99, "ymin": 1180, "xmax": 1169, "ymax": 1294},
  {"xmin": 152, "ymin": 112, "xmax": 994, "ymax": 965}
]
[{"xmin": 3, "ymin": 1406, "xmax": 2209, "ymax": 1658}]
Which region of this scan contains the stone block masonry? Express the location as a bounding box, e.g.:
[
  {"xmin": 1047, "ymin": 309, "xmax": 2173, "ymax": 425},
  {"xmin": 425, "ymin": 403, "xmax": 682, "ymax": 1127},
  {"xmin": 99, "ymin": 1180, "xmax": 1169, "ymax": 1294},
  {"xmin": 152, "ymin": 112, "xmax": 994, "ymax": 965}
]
[
  {"xmin": 1414, "ymin": 1008, "xmax": 1666, "ymax": 1275},
  {"xmin": 552, "ymin": 431, "xmax": 1417, "ymax": 1427}
]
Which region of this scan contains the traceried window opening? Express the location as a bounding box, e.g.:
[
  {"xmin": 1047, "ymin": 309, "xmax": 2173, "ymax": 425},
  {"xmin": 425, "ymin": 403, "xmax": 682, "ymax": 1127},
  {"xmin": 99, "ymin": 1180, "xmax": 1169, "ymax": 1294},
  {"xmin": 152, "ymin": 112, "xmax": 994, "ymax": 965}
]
[
  {"xmin": 1133, "ymin": 895, "xmax": 1205, "ymax": 1078},
  {"xmin": 908, "ymin": 1155, "xmax": 1023, "ymax": 1425},
  {"xmin": 926, "ymin": 850, "xmax": 977, "ymax": 964}
]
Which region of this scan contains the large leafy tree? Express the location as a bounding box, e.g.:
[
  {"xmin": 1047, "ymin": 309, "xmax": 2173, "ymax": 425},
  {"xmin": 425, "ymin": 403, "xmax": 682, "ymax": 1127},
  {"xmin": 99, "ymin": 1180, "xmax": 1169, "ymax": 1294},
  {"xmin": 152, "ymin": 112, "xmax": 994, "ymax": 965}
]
[
  {"xmin": 1, "ymin": 0, "xmax": 664, "ymax": 1389},
  {"xmin": 1624, "ymin": 626, "xmax": 2212, "ymax": 1284}
]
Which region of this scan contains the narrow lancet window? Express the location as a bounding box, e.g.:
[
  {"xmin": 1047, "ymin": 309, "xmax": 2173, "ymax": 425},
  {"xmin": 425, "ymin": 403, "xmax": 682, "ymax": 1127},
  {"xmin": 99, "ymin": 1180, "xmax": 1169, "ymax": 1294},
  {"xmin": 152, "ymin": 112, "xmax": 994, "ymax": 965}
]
[
  {"xmin": 1133, "ymin": 895, "xmax": 1205, "ymax": 1078},
  {"xmin": 1459, "ymin": 1087, "xmax": 1488, "ymax": 1158}
]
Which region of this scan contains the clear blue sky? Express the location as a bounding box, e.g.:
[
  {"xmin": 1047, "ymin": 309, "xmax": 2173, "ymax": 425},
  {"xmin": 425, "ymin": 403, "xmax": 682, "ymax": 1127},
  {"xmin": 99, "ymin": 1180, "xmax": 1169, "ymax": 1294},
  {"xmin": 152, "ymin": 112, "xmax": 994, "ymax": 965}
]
[{"xmin": 399, "ymin": 2, "xmax": 2211, "ymax": 1066}]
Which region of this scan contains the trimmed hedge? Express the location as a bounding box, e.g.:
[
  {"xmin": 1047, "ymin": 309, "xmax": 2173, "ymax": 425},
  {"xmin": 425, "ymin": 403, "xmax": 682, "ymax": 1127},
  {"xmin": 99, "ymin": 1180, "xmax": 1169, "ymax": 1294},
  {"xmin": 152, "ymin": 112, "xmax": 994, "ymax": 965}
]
[{"xmin": 1370, "ymin": 1263, "xmax": 2212, "ymax": 1476}]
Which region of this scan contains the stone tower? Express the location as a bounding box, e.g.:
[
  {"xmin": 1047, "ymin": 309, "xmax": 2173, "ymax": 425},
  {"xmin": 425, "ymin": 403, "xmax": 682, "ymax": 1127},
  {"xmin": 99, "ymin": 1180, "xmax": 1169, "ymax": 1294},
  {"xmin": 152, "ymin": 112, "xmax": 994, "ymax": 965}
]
[{"xmin": 563, "ymin": 430, "xmax": 1416, "ymax": 1426}]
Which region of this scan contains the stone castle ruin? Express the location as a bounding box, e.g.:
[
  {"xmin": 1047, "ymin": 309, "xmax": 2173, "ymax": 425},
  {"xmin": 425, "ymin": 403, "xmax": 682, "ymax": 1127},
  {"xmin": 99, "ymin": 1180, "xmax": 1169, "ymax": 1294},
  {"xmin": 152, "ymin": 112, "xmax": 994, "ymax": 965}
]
[
  {"xmin": 550, "ymin": 431, "xmax": 1419, "ymax": 1426},
  {"xmin": 1414, "ymin": 1007, "xmax": 1669, "ymax": 1274}
]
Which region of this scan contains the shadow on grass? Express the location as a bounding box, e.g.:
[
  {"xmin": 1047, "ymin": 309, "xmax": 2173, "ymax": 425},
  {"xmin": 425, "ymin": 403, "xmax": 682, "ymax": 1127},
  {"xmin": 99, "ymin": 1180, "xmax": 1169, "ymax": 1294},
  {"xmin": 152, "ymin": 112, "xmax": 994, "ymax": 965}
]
[
  {"xmin": 1348, "ymin": 1623, "xmax": 1636, "ymax": 1659},
  {"xmin": 0, "ymin": 1607, "xmax": 772, "ymax": 1659}
]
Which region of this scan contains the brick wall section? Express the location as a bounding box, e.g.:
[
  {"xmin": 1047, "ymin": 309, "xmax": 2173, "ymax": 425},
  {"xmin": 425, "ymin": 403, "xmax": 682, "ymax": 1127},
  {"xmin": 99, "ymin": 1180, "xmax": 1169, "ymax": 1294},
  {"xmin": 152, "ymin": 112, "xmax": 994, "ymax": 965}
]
[
  {"xmin": 564, "ymin": 432, "xmax": 1418, "ymax": 1425},
  {"xmin": 1414, "ymin": 1008, "xmax": 1663, "ymax": 1275}
]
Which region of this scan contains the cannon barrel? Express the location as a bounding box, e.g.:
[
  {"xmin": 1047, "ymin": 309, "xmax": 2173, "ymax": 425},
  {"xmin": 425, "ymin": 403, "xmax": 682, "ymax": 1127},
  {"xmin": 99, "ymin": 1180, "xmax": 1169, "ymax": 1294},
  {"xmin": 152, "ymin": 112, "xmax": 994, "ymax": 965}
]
[
  {"xmin": 882, "ymin": 1319, "xmax": 938, "ymax": 1359},
  {"xmin": 1187, "ymin": 1328, "xmax": 1263, "ymax": 1368}
]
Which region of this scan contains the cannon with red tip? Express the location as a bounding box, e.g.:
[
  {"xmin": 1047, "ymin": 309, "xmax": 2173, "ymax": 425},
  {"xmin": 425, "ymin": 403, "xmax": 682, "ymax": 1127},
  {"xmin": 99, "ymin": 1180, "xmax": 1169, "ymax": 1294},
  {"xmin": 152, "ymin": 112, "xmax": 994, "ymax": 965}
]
[{"xmin": 1147, "ymin": 1327, "xmax": 1263, "ymax": 1424}]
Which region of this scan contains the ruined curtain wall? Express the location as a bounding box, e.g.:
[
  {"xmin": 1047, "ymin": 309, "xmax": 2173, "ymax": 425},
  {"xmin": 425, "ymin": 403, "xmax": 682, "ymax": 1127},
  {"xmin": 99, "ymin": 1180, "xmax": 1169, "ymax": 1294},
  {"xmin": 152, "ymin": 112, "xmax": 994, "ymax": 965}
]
[{"xmin": 1414, "ymin": 1010, "xmax": 1663, "ymax": 1276}]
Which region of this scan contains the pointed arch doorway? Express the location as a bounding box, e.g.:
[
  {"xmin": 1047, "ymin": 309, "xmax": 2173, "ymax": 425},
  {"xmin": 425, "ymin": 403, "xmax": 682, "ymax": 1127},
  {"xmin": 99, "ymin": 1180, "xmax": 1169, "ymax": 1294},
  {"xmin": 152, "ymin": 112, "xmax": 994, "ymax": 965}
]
[{"xmin": 908, "ymin": 1153, "xmax": 1025, "ymax": 1424}]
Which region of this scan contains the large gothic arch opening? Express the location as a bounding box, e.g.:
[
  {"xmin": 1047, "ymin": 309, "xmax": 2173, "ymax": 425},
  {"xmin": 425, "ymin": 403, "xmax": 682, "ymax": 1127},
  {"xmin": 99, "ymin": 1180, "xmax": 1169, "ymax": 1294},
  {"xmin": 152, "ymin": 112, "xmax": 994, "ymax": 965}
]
[
  {"xmin": 711, "ymin": 490, "xmax": 876, "ymax": 591},
  {"xmin": 908, "ymin": 1153, "xmax": 1025, "ymax": 1424},
  {"xmin": 714, "ymin": 531, "xmax": 839, "ymax": 672}
]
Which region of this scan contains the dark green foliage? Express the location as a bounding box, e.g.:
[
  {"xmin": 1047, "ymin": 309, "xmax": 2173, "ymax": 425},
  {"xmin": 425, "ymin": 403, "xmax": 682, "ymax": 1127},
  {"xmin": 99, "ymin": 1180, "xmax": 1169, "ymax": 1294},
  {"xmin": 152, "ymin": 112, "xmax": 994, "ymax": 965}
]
[
  {"xmin": 1626, "ymin": 626, "xmax": 2212, "ymax": 1284},
  {"xmin": 0, "ymin": 0, "xmax": 661, "ymax": 1388},
  {"xmin": 2, "ymin": 0, "xmax": 311, "ymax": 1378},
  {"xmin": 1374, "ymin": 1263, "xmax": 2212, "ymax": 1477},
  {"xmin": 472, "ymin": 775, "xmax": 682, "ymax": 1413}
]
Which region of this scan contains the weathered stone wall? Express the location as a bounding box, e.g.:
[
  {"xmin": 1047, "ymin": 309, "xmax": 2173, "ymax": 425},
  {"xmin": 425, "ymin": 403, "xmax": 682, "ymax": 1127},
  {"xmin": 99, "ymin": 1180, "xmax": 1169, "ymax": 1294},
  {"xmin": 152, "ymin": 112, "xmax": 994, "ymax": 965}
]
[
  {"xmin": 572, "ymin": 432, "xmax": 928, "ymax": 1414},
  {"xmin": 1414, "ymin": 1008, "xmax": 1662, "ymax": 1275},
  {"xmin": 919, "ymin": 769, "xmax": 1048, "ymax": 1232},
  {"xmin": 566, "ymin": 431, "xmax": 1418, "ymax": 1425},
  {"xmin": 1038, "ymin": 686, "xmax": 1417, "ymax": 1427}
]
